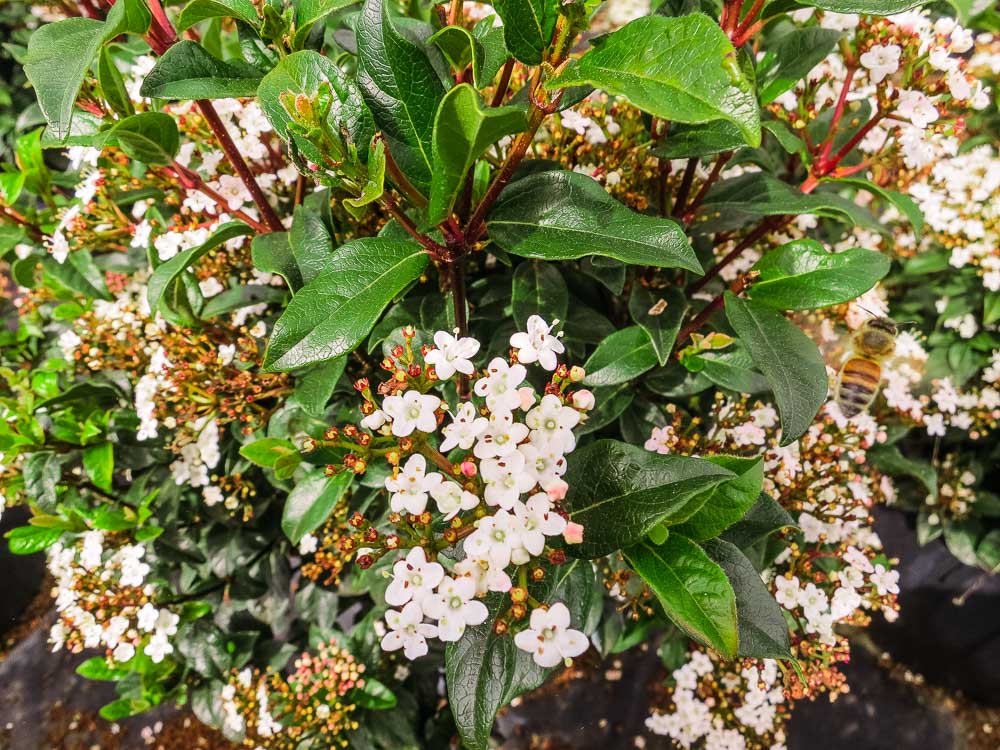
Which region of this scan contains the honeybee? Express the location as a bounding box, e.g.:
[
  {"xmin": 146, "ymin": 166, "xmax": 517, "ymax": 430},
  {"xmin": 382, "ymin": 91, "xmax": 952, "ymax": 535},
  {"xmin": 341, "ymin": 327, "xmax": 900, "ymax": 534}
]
[{"xmin": 835, "ymin": 317, "xmax": 899, "ymax": 418}]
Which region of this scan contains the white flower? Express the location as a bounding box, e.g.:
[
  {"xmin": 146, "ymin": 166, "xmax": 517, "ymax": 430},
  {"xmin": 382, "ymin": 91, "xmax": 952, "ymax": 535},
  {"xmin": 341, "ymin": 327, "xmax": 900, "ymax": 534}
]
[
  {"xmin": 480, "ymin": 452, "xmax": 536, "ymax": 509},
  {"xmin": 473, "ymin": 411, "xmax": 530, "ymax": 459},
  {"xmin": 830, "ymin": 586, "xmax": 862, "ymax": 620},
  {"xmin": 217, "ymin": 344, "xmax": 236, "ymax": 366},
  {"xmin": 421, "ymin": 576, "xmax": 489, "ymax": 641},
  {"xmin": 112, "ymin": 642, "xmax": 136, "ymax": 663},
  {"xmin": 137, "ymin": 603, "xmax": 160, "ymax": 632},
  {"xmin": 896, "ymin": 89, "xmax": 939, "ymax": 129},
  {"xmin": 424, "ymin": 330, "xmax": 480, "ymax": 380},
  {"xmin": 429, "ymin": 480, "xmax": 480, "ymax": 520},
  {"xmin": 799, "ymin": 583, "xmax": 829, "ymax": 621},
  {"xmin": 513, "ymin": 493, "xmax": 567, "ymax": 556},
  {"xmin": 465, "ymin": 509, "xmax": 523, "ymax": 568},
  {"xmin": 517, "ymin": 441, "xmax": 567, "ymax": 488},
  {"xmin": 382, "ymin": 390, "xmax": 441, "ymax": 437},
  {"xmin": 513, "ymin": 603, "xmax": 588, "ymax": 667},
  {"xmin": 473, "ymin": 357, "xmax": 527, "ymax": 413},
  {"xmin": 298, "ymin": 533, "xmax": 318, "ymax": 555},
  {"xmin": 385, "ymin": 546, "xmax": 445, "ymax": 608},
  {"xmin": 381, "ymin": 601, "xmax": 438, "ymax": 660},
  {"xmin": 361, "ymin": 409, "xmax": 387, "ymax": 431},
  {"xmin": 870, "ymin": 564, "xmax": 899, "ymax": 595},
  {"xmin": 774, "ymin": 575, "xmax": 800, "ymax": 609},
  {"xmin": 859, "ymin": 44, "xmax": 901, "ymax": 84},
  {"xmin": 525, "ymin": 394, "xmax": 580, "ymax": 452},
  {"xmin": 509, "ymin": 315, "xmax": 565, "ymax": 371},
  {"xmin": 144, "ymin": 632, "xmax": 174, "ymax": 663},
  {"xmin": 385, "ymin": 454, "xmax": 442, "ymax": 515},
  {"xmin": 213, "ymin": 174, "xmax": 251, "ymax": 211},
  {"xmin": 439, "ymin": 402, "xmax": 488, "ymax": 452}
]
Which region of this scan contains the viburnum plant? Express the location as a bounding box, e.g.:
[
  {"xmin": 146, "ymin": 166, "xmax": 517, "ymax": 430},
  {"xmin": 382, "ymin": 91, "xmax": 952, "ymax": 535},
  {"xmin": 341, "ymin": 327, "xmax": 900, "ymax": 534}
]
[{"xmin": 0, "ymin": 0, "xmax": 996, "ymax": 747}]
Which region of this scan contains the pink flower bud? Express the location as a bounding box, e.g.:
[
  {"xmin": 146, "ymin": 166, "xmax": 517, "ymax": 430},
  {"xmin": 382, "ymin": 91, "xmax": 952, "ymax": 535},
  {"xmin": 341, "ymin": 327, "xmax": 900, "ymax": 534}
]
[
  {"xmin": 460, "ymin": 460, "xmax": 477, "ymax": 478},
  {"xmin": 569, "ymin": 366, "xmax": 586, "ymax": 382},
  {"xmin": 518, "ymin": 387, "xmax": 537, "ymax": 411},
  {"xmin": 545, "ymin": 478, "xmax": 569, "ymax": 502},
  {"xmin": 572, "ymin": 389, "xmax": 596, "ymax": 411},
  {"xmin": 563, "ymin": 522, "xmax": 585, "ymax": 545}
]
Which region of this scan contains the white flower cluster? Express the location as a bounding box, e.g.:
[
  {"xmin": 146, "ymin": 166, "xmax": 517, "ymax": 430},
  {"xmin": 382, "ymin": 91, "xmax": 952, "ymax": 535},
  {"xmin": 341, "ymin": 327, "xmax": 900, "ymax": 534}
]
[
  {"xmin": 48, "ymin": 531, "xmax": 178, "ymax": 664},
  {"xmin": 646, "ymin": 652, "xmax": 786, "ymax": 750},
  {"xmin": 375, "ymin": 317, "xmax": 591, "ymax": 666},
  {"xmin": 220, "ymin": 669, "xmax": 283, "ymax": 737}
]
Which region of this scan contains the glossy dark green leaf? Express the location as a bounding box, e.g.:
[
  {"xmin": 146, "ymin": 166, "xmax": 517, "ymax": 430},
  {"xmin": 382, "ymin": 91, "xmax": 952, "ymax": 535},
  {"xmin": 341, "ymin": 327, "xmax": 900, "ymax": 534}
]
[
  {"xmin": 757, "ymin": 27, "xmax": 842, "ymax": 104},
  {"xmin": 549, "ymin": 15, "xmax": 761, "ymax": 146},
  {"xmin": 98, "ymin": 46, "xmax": 133, "ymax": 117},
  {"xmin": 868, "ymin": 444, "xmax": 938, "ymax": 500},
  {"xmin": 672, "ymin": 456, "xmax": 763, "ymax": 541},
  {"xmin": 140, "ymin": 40, "xmax": 264, "ymax": 99},
  {"xmin": 626, "ymin": 535, "xmax": 738, "ymax": 658},
  {"xmin": 428, "ymin": 84, "xmax": 527, "ymax": 225},
  {"xmin": 828, "ymin": 177, "xmax": 924, "ymax": 240},
  {"xmin": 583, "ymin": 326, "xmax": 659, "ymax": 387},
  {"xmin": 251, "ymin": 232, "xmax": 304, "ymax": 292},
  {"xmin": 289, "ymin": 190, "xmax": 335, "ymax": 286},
  {"xmin": 240, "ymin": 438, "xmax": 298, "ymax": 468},
  {"xmin": 798, "ymin": 0, "xmax": 924, "ymax": 12},
  {"xmin": 106, "ymin": 112, "xmax": 180, "ymax": 165},
  {"xmin": 721, "ymin": 493, "xmax": 796, "ymax": 550},
  {"xmin": 282, "ymin": 469, "xmax": 354, "ymax": 544},
  {"xmin": 429, "ymin": 26, "xmax": 485, "ymax": 83},
  {"xmin": 199, "ymin": 285, "xmax": 286, "ymax": 319},
  {"xmin": 293, "ymin": 0, "xmax": 356, "ymax": 47},
  {"xmin": 5, "ymin": 525, "xmax": 64, "ymax": 555},
  {"xmin": 628, "ymin": 286, "xmax": 687, "ymax": 366},
  {"xmin": 352, "ymin": 678, "xmax": 397, "ymax": 710},
  {"xmin": 724, "ymin": 293, "xmax": 827, "ymax": 446},
  {"xmin": 42, "ymin": 250, "xmax": 111, "ymax": 300},
  {"xmin": 492, "ymin": 0, "xmax": 558, "ymax": 65},
  {"xmin": 356, "ymin": 0, "xmax": 445, "ymax": 192},
  {"xmin": 695, "ymin": 345, "xmax": 770, "ymax": 394},
  {"xmin": 488, "ymin": 170, "xmax": 701, "ymax": 272},
  {"xmin": 23, "ymin": 0, "xmax": 150, "ymax": 139},
  {"xmin": 257, "ymin": 50, "xmax": 375, "ymax": 164},
  {"xmin": 652, "ymin": 120, "xmax": 747, "ymax": 159},
  {"xmin": 511, "ymin": 261, "xmax": 568, "ymax": 331},
  {"xmin": 564, "ymin": 440, "xmax": 734, "ymax": 558},
  {"xmin": 703, "ymin": 538, "xmax": 792, "ymax": 659},
  {"xmin": 264, "ymin": 238, "xmax": 428, "ymax": 371},
  {"xmin": 83, "ymin": 443, "xmax": 114, "ymax": 493},
  {"xmin": 290, "ymin": 357, "xmax": 347, "ymax": 416},
  {"xmin": 748, "ymin": 239, "xmax": 890, "ymax": 310},
  {"xmin": 177, "ymin": 0, "xmax": 260, "ymax": 31}
]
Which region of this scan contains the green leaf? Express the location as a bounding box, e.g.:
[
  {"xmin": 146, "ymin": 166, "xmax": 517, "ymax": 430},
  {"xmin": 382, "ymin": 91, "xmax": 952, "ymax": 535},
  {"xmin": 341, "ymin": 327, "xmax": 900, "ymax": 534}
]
[
  {"xmin": 583, "ymin": 326, "xmax": 659, "ymax": 387},
  {"xmin": 797, "ymin": 0, "xmax": 925, "ymax": 13},
  {"xmin": 199, "ymin": 285, "xmax": 286, "ymax": 319},
  {"xmin": 147, "ymin": 222, "xmax": 253, "ymax": 323},
  {"xmin": 757, "ymin": 27, "xmax": 842, "ymax": 105},
  {"xmin": 721, "ymin": 493, "xmax": 795, "ymax": 551},
  {"xmin": 429, "ymin": 26, "xmax": 485, "ymax": 84},
  {"xmin": 99, "ymin": 698, "xmax": 151, "ymax": 721},
  {"xmin": 240, "ymin": 438, "xmax": 298, "ymax": 468},
  {"xmin": 868, "ymin": 444, "xmax": 938, "ymax": 501},
  {"xmin": 446, "ymin": 559, "xmax": 595, "ymax": 750},
  {"xmin": 289, "ymin": 190, "xmax": 335, "ymax": 286},
  {"xmin": 352, "ymin": 678, "xmax": 397, "ymax": 710},
  {"xmin": 77, "ymin": 656, "xmax": 128, "ymax": 681},
  {"xmin": 563, "ymin": 440, "xmax": 734, "ymax": 558},
  {"xmin": 343, "ymin": 136, "xmax": 387, "ymax": 217},
  {"xmin": 356, "ymin": 0, "xmax": 446, "ymax": 193},
  {"xmin": 264, "ymin": 238, "xmax": 428, "ymax": 371},
  {"xmin": 140, "ymin": 40, "xmax": 264, "ymax": 99},
  {"xmin": 492, "ymin": 0, "xmax": 558, "ymax": 65},
  {"xmin": 83, "ymin": 443, "xmax": 114, "ymax": 493},
  {"xmin": 628, "ymin": 286, "xmax": 687, "ymax": 366},
  {"xmin": 626, "ymin": 535, "xmax": 738, "ymax": 659},
  {"xmin": 488, "ymin": 170, "xmax": 701, "ymax": 272},
  {"xmin": 257, "ymin": 50, "xmax": 375, "ymax": 165},
  {"xmin": 428, "ymin": 84, "xmax": 527, "ymax": 225},
  {"xmin": 177, "ymin": 0, "xmax": 260, "ymax": 31},
  {"xmin": 724, "ymin": 293, "xmax": 827, "ymax": 446},
  {"xmin": 703, "ymin": 539, "xmax": 791, "ymax": 659},
  {"xmin": 827, "ymin": 177, "xmax": 924, "ymax": 240},
  {"xmin": 23, "ymin": 0, "xmax": 151, "ymax": 140},
  {"xmin": 251, "ymin": 232, "xmax": 304, "ymax": 292},
  {"xmin": 24, "ymin": 451, "xmax": 66, "ymax": 509},
  {"xmin": 5, "ymin": 525, "xmax": 64, "ymax": 555},
  {"xmin": 511, "ymin": 261, "xmax": 568, "ymax": 331},
  {"xmin": 293, "ymin": 0, "xmax": 356, "ymax": 47},
  {"xmin": 98, "ymin": 46, "xmax": 134, "ymax": 117},
  {"xmin": 673, "ymin": 456, "xmax": 763, "ymax": 541},
  {"xmin": 290, "ymin": 357, "xmax": 347, "ymax": 416},
  {"xmin": 748, "ymin": 239, "xmax": 890, "ymax": 311},
  {"xmin": 690, "ymin": 173, "xmax": 852, "ymax": 234},
  {"xmin": 985, "ymin": 291, "xmax": 1000, "ymax": 328},
  {"xmin": 652, "ymin": 120, "xmax": 747, "ymax": 160},
  {"xmin": 695, "ymin": 345, "xmax": 770, "ymax": 394},
  {"xmin": 106, "ymin": 112, "xmax": 180, "ymax": 165},
  {"xmin": 549, "ymin": 15, "xmax": 761, "ymax": 146},
  {"xmin": 42, "ymin": 250, "xmax": 111, "ymax": 300},
  {"xmin": 282, "ymin": 469, "xmax": 354, "ymax": 544}
]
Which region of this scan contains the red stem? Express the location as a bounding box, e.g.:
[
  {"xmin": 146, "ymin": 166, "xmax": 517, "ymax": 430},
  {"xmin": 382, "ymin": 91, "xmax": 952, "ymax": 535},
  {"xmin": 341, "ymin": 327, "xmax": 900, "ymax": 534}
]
[
  {"xmin": 682, "ymin": 151, "xmax": 732, "ymax": 222},
  {"xmin": 731, "ymin": 0, "xmax": 765, "ymax": 41},
  {"xmin": 819, "ymin": 67, "xmax": 857, "ymax": 161},
  {"xmin": 491, "ymin": 59, "xmax": 515, "ymax": 107}
]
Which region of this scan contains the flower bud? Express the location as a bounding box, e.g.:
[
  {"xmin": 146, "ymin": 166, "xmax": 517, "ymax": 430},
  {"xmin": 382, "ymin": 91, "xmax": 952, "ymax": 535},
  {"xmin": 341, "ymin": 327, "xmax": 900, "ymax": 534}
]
[
  {"xmin": 569, "ymin": 366, "xmax": 586, "ymax": 382},
  {"xmin": 517, "ymin": 387, "xmax": 537, "ymax": 411},
  {"xmin": 572, "ymin": 389, "xmax": 596, "ymax": 411},
  {"xmin": 510, "ymin": 586, "xmax": 528, "ymax": 603},
  {"xmin": 563, "ymin": 522, "xmax": 585, "ymax": 545},
  {"xmin": 545, "ymin": 478, "xmax": 569, "ymax": 502},
  {"xmin": 460, "ymin": 460, "xmax": 478, "ymax": 478}
]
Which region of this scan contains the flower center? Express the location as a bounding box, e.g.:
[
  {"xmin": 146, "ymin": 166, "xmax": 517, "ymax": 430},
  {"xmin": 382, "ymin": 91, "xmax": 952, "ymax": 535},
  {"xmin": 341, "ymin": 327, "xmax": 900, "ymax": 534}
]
[
  {"xmin": 411, "ymin": 573, "xmax": 423, "ymax": 586},
  {"xmin": 408, "ymin": 407, "xmax": 421, "ymax": 419},
  {"xmin": 493, "ymin": 530, "xmax": 506, "ymax": 542},
  {"xmin": 449, "ymin": 596, "xmax": 463, "ymax": 610},
  {"xmin": 544, "ymin": 418, "xmax": 558, "ymax": 431},
  {"xmin": 542, "ymin": 626, "xmax": 556, "ymax": 641}
]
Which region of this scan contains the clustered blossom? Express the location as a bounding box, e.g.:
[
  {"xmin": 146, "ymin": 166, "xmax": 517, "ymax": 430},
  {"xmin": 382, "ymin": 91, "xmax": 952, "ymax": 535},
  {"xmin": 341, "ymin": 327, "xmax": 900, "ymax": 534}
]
[
  {"xmin": 219, "ymin": 640, "xmax": 364, "ymax": 749},
  {"xmin": 47, "ymin": 531, "xmax": 178, "ymax": 665},
  {"xmin": 304, "ymin": 317, "xmax": 592, "ymax": 667},
  {"xmin": 644, "ymin": 398, "xmax": 900, "ymax": 748}
]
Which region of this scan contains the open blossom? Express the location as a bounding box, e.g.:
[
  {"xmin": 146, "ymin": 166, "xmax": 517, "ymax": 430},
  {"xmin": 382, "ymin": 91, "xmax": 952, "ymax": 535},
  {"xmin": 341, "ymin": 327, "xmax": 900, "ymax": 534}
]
[
  {"xmin": 525, "ymin": 394, "xmax": 581, "ymax": 452},
  {"xmin": 860, "ymin": 43, "xmax": 901, "ymax": 83},
  {"xmin": 473, "ymin": 411, "xmax": 530, "ymax": 460},
  {"xmin": 510, "ymin": 315, "xmax": 565, "ymax": 371},
  {"xmin": 381, "ymin": 602, "xmax": 438, "ymax": 659},
  {"xmin": 385, "ymin": 454, "xmax": 442, "ymax": 515},
  {"xmin": 474, "ymin": 357, "xmax": 527, "ymax": 413},
  {"xmin": 430, "ymin": 480, "xmax": 480, "ymax": 519},
  {"xmin": 440, "ymin": 402, "xmax": 488, "ymax": 451},
  {"xmin": 480, "ymin": 452, "xmax": 537, "ymax": 509},
  {"xmin": 421, "ymin": 576, "xmax": 488, "ymax": 641},
  {"xmin": 896, "ymin": 89, "xmax": 939, "ymax": 129},
  {"xmin": 382, "ymin": 390, "xmax": 441, "ymax": 437},
  {"xmin": 513, "ymin": 603, "xmax": 589, "ymax": 667},
  {"xmin": 385, "ymin": 546, "xmax": 445, "ymax": 608},
  {"xmin": 424, "ymin": 329, "xmax": 480, "ymax": 379},
  {"xmin": 514, "ymin": 493, "xmax": 567, "ymax": 555},
  {"xmin": 465, "ymin": 509, "xmax": 524, "ymax": 568}
]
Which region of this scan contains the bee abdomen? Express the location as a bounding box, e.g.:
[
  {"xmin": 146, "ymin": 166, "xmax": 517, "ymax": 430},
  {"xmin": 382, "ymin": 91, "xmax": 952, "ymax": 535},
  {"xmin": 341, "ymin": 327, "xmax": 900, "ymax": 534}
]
[{"xmin": 836, "ymin": 357, "xmax": 881, "ymax": 417}]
